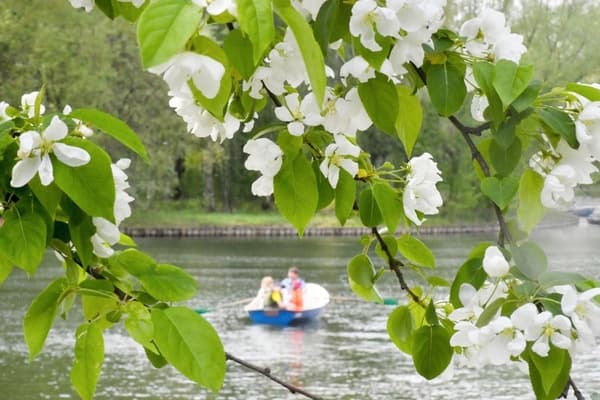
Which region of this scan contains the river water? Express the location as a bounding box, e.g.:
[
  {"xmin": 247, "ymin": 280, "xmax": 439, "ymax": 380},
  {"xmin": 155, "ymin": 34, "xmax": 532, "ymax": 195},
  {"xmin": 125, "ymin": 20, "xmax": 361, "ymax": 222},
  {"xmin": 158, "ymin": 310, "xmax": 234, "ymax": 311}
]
[{"xmin": 1, "ymin": 224, "xmax": 600, "ymax": 399}]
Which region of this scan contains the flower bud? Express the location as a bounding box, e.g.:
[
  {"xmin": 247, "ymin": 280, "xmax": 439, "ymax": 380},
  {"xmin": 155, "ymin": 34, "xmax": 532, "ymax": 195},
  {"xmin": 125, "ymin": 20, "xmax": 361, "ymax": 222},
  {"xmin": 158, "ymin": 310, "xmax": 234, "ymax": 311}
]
[{"xmin": 483, "ymin": 246, "xmax": 509, "ymax": 277}]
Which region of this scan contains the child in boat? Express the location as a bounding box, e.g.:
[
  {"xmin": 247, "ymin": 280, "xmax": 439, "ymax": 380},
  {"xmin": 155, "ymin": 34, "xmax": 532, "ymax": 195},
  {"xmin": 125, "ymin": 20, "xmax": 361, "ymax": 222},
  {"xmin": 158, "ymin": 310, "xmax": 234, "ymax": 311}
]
[
  {"xmin": 248, "ymin": 276, "xmax": 283, "ymax": 309},
  {"xmin": 281, "ymin": 267, "xmax": 305, "ymax": 311}
]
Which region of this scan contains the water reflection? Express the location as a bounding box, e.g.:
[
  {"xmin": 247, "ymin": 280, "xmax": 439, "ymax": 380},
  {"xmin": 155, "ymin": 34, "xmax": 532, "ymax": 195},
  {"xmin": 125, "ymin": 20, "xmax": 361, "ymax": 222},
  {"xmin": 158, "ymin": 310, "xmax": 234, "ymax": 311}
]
[{"xmin": 1, "ymin": 225, "xmax": 600, "ymax": 399}]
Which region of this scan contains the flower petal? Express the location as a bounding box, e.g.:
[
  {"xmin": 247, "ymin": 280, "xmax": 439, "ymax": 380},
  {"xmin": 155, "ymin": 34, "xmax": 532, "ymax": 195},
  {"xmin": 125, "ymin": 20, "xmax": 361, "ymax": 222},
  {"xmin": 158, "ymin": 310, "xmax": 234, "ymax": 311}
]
[
  {"xmin": 39, "ymin": 154, "xmax": 54, "ymax": 186},
  {"xmin": 52, "ymin": 143, "xmax": 91, "ymax": 167},
  {"xmin": 42, "ymin": 116, "xmax": 68, "ymax": 141},
  {"xmin": 10, "ymin": 157, "xmax": 41, "ymax": 188}
]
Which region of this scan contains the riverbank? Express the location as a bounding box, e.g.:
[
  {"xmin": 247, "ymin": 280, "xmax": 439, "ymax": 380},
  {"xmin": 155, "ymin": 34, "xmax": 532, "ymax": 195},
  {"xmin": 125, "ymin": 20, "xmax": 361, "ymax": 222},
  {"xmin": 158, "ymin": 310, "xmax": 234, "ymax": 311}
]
[{"xmin": 122, "ymin": 208, "xmax": 578, "ymax": 237}]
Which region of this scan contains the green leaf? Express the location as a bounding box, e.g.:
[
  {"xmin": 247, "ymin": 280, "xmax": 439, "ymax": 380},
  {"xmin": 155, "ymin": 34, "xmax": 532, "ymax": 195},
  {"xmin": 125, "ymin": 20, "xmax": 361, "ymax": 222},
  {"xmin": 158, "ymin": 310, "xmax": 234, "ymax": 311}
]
[
  {"xmin": 395, "ymin": 85, "xmax": 422, "ymax": 157},
  {"xmin": 348, "ymin": 277, "xmax": 384, "ymax": 303},
  {"xmin": 151, "ymin": 307, "xmax": 226, "ymax": 392},
  {"xmin": 273, "ymin": 0, "xmax": 326, "ymax": 107},
  {"xmin": 397, "ymin": 234, "xmax": 435, "ymax": 268},
  {"xmin": 387, "ymin": 305, "xmax": 414, "ymax": 355},
  {"xmin": 137, "ymin": 0, "xmax": 203, "ymax": 68},
  {"xmin": 145, "ymin": 347, "xmax": 168, "ymax": 368},
  {"xmin": 347, "ymin": 254, "xmax": 375, "ymax": 289},
  {"xmin": 236, "ymin": 0, "xmax": 275, "ymax": 64},
  {"xmin": 358, "ymin": 73, "xmax": 399, "ymax": 135},
  {"xmin": 425, "ymin": 58, "xmax": 466, "ymax": 116},
  {"xmin": 412, "ymin": 325, "xmax": 452, "ymax": 380},
  {"xmin": 489, "ymin": 137, "xmax": 521, "ymax": 176},
  {"xmin": 29, "ymin": 180, "xmax": 62, "ymax": 218},
  {"xmin": 0, "ymin": 197, "xmax": 48, "ymax": 275},
  {"xmin": 335, "ymin": 170, "xmax": 356, "ymax": 225},
  {"xmin": 374, "ymin": 234, "xmax": 397, "ymax": 261},
  {"xmin": 313, "ymin": 0, "xmax": 339, "ymax": 55},
  {"xmin": 511, "ymin": 80, "xmax": 542, "ymax": 112},
  {"xmin": 0, "ymin": 257, "xmax": 12, "ymax": 287},
  {"xmin": 124, "ymin": 301, "xmax": 156, "ymax": 352},
  {"xmin": 427, "ymin": 275, "xmax": 449, "ymax": 287},
  {"xmin": 425, "ymin": 300, "xmax": 439, "ymax": 326},
  {"xmin": 518, "ymin": 169, "xmax": 546, "ymax": 233},
  {"xmin": 475, "ymin": 297, "xmax": 505, "ymax": 328},
  {"xmin": 24, "ymin": 278, "xmax": 67, "ymax": 360},
  {"xmin": 480, "ymin": 176, "xmax": 519, "ymax": 210},
  {"xmin": 372, "ymin": 182, "xmax": 402, "ymax": 233},
  {"xmin": 359, "ymin": 187, "xmax": 383, "ymax": 227},
  {"xmin": 54, "ymin": 138, "xmax": 115, "ymax": 222},
  {"xmin": 492, "ymin": 60, "xmax": 534, "ymax": 109},
  {"xmin": 538, "ymin": 108, "xmax": 578, "ymax": 149},
  {"xmin": 313, "ymin": 162, "xmax": 334, "ymax": 210},
  {"xmin": 512, "ymin": 241, "xmax": 547, "ymax": 280},
  {"xmin": 274, "ymin": 154, "xmax": 318, "ymax": 236},
  {"xmin": 566, "ymin": 82, "xmax": 600, "ymax": 101},
  {"xmin": 526, "ymin": 346, "xmax": 571, "ymax": 400},
  {"xmin": 62, "ymin": 198, "xmax": 96, "ymax": 268},
  {"xmin": 112, "ymin": 249, "xmax": 197, "ymax": 302},
  {"xmin": 69, "ymin": 108, "xmax": 148, "ymax": 161},
  {"xmin": 538, "ymin": 271, "xmax": 587, "ymax": 288},
  {"xmin": 223, "ymin": 29, "xmax": 256, "ymax": 80},
  {"xmin": 94, "ymin": 0, "xmax": 118, "ymax": 19},
  {"xmin": 472, "ymin": 62, "xmax": 504, "ymax": 123},
  {"xmin": 71, "ymin": 322, "xmax": 104, "ymax": 400}
]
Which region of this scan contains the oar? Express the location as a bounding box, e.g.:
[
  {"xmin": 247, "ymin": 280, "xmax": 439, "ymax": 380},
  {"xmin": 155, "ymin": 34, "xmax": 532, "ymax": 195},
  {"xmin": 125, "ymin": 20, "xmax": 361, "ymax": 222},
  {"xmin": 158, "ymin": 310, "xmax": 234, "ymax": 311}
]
[
  {"xmin": 330, "ymin": 295, "xmax": 399, "ymax": 305},
  {"xmin": 195, "ymin": 297, "xmax": 255, "ymax": 314}
]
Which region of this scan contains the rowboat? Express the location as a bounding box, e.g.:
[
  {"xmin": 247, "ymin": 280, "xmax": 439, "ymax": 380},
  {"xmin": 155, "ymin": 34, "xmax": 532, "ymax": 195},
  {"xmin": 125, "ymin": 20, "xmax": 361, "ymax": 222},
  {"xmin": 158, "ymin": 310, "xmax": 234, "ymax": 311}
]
[{"xmin": 244, "ymin": 283, "xmax": 330, "ymax": 326}]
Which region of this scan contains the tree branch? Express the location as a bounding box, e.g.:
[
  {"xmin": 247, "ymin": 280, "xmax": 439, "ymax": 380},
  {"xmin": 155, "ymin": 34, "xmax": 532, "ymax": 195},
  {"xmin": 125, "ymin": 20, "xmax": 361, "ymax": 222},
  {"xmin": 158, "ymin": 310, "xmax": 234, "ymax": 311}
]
[
  {"xmin": 225, "ymin": 352, "xmax": 324, "ymax": 400},
  {"xmin": 371, "ymin": 227, "xmax": 422, "ymax": 304},
  {"xmin": 563, "ymin": 377, "xmax": 585, "ymax": 400},
  {"xmin": 409, "ymin": 62, "xmax": 511, "ymax": 247}
]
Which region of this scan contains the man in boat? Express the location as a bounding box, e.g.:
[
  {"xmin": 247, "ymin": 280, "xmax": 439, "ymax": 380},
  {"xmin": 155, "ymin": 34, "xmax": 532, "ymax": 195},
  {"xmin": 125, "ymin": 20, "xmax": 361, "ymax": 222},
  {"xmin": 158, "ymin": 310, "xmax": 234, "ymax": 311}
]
[{"xmin": 281, "ymin": 267, "xmax": 305, "ymax": 311}]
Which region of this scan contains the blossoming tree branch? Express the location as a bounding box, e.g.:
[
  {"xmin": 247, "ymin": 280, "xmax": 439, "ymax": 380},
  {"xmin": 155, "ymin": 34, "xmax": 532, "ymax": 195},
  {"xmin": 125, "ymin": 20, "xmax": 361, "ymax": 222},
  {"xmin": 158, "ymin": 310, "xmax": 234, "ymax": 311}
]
[{"xmin": 1, "ymin": 0, "xmax": 599, "ymax": 398}]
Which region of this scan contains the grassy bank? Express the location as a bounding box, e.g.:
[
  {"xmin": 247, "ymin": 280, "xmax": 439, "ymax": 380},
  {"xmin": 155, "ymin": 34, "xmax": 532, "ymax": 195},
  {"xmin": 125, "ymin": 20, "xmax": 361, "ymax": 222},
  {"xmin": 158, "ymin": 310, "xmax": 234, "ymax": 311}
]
[{"xmin": 123, "ymin": 201, "xmax": 493, "ymax": 229}]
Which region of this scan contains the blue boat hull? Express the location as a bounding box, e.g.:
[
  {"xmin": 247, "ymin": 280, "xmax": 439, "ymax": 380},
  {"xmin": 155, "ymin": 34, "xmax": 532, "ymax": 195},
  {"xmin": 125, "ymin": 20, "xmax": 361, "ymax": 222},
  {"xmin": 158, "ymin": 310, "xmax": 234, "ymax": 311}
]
[{"xmin": 248, "ymin": 307, "xmax": 324, "ymax": 326}]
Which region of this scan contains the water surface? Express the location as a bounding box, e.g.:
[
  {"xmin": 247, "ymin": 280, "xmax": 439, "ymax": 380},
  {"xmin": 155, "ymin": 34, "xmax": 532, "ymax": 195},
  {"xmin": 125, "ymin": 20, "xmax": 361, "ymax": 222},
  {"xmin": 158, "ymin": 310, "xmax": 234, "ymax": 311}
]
[{"xmin": 1, "ymin": 225, "xmax": 600, "ymax": 399}]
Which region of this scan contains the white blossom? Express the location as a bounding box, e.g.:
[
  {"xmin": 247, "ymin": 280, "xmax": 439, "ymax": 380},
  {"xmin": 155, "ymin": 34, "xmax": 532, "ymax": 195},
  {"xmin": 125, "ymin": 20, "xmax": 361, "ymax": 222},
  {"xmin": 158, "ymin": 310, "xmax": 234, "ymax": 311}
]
[
  {"xmin": 168, "ymin": 94, "xmax": 240, "ymax": 142},
  {"xmin": 322, "ymin": 88, "xmax": 372, "ymax": 137},
  {"xmin": 575, "ymin": 100, "xmax": 600, "ymax": 158},
  {"xmin": 387, "ymin": 0, "xmax": 446, "ymax": 72},
  {"xmin": 243, "ymin": 138, "xmax": 283, "ymax": 196},
  {"xmin": 10, "ymin": 116, "xmax": 90, "ymax": 188},
  {"xmin": 470, "ymin": 94, "xmax": 489, "ymax": 122},
  {"xmin": 149, "ymin": 52, "xmax": 225, "ymax": 99},
  {"xmin": 259, "ymin": 29, "xmax": 308, "ymax": 95},
  {"xmin": 0, "ymin": 101, "xmax": 11, "ymax": 122},
  {"xmin": 483, "ymin": 246, "xmax": 509, "ymax": 277},
  {"xmin": 192, "ymin": 0, "xmax": 237, "ymax": 16},
  {"xmin": 349, "ymin": 0, "xmax": 400, "ymax": 52},
  {"xmin": 340, "ymin": 56, "xmax": 376, "ymax": 83},
  {"xmin": 558, "ymin": 286, "xmax": 600, "ymax": 352},
  {"xmin": 292, "ymin": 0, "xmax": 327, "ymax": 20},
  {"xmin": 90, "ymin": 159, "xmax": 134, "ymax": 258},
  {"xmin": 319, "ymin": 135, "xmax": 361, "ymax": 188},
  {"xmin": 460, "ymin": 8, "xmax": 526, "ymax": 62},
  {"xmin": 21, "ymin": 91, "xmax": 45, "ymax": 118},
  {"xmin": 118, "ymin": 0, "xmax": 145, "ymax": 7},
  {"xmin": 68, "ymin": 0, "xmax": 94, "ymax": 12},
  {"xmin": 274, "ymin": 93, "xmax": 323, "ymax": 136},
  {"xmin": 402, "ymin": 152, "xmax": 443, "ymax": 226},
  {"xmin": 512, "ymin": 303, "xmax": 572, "ymax": 357}
]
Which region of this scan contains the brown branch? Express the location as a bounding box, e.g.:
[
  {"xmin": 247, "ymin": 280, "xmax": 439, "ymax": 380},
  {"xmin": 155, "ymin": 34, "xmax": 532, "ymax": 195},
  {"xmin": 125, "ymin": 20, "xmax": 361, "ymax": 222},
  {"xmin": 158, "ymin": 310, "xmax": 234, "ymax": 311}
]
[
  {"xmin": 225, "ymin": 352, "xmax": 324, "ymax": 400},
  {"xmin": 371, "ymin": 227, "xmax": 422, "ymax": 304},
  {"xmin": 566, "ymin": 377, "xmax": 585, "ymax": 400}
]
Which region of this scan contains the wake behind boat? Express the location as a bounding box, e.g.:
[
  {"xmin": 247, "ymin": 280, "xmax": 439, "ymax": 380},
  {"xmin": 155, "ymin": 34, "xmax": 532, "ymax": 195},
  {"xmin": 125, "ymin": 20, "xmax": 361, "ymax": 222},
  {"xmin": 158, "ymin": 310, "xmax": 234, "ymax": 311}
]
[{"xmin": 244, "ymin": 283, "xmax": 330, "ymax": 326}]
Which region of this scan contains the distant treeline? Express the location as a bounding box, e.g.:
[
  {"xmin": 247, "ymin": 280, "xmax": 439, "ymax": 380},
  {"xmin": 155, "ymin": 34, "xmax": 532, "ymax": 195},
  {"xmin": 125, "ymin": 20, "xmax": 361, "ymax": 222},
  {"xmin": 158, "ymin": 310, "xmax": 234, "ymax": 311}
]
[{"xmin": 1, "ymin": 0, "xmax": 599, "ymax": 220}]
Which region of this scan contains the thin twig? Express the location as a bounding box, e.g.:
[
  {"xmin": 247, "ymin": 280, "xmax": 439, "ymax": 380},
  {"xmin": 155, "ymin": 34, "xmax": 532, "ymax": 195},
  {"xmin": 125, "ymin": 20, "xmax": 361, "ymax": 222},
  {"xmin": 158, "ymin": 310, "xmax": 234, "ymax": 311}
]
[
  {"xmin": 409, "ymin": 62, "xmax": 511, "ymax": 246},
  {"xmin": 569, "ymin": 377, "xmax": 585, "ymax": 400},
  {"xmin": 225, "ymin": 352, "xmax": 324, "ymax": 400},
  {"xmin": 371, "ymin": 227, "xmax": 422, "ymax": 304},
  {"xmin": 262, "ymin": 82, "xmax": 282, "ymax": 107}
]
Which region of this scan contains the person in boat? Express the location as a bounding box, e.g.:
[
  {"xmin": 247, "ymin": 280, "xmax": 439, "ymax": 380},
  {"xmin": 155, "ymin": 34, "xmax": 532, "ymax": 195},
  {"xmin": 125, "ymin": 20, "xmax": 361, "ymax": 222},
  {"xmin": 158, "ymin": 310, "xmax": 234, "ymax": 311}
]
[
  {"xmin": 281, "ymin": 267, "xmax": 305, "ymax": 311},
  {"xmin": 249, "ymin": 276, "xmax": 283, "ymax": 309}
]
